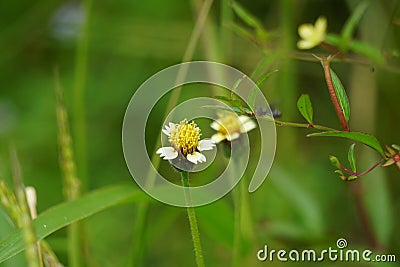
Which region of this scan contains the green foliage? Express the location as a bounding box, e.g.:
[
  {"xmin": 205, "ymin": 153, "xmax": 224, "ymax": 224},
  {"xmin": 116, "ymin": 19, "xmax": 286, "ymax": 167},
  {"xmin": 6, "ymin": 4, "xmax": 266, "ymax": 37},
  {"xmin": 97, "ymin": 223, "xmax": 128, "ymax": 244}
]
[
  {"xmin": 339, "ymin": 2, "xmax": 369, "ymax": 51},
  {"xmin": 307, "ymin": 131, "xmax": 385, "ymax": 157},
  {"xmin": 297, "ymin": 94, "xmax": 314, "ymax": 124},
  {"xmin": 329, "ymin": 69, "xmax": 350, "ymax": 122},
  {"xmin": 348, "ymin": 143, "xmax": 356, "ymax": 172},
  {"xmin": 0, "ymin": 185, "xmax": 146, "ymax": 264}
]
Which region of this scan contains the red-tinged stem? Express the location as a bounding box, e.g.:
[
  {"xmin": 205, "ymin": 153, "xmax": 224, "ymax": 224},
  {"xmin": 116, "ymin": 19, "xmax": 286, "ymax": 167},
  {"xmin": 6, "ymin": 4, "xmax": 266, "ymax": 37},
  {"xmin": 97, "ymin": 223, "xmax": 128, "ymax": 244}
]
[
  {"xmin": 321, "ymin": 56, "xmax": 350, "ymax": 132},
  {"xmin": 341, "ymin": 158, "xmax": 385, "ymax": 179}
]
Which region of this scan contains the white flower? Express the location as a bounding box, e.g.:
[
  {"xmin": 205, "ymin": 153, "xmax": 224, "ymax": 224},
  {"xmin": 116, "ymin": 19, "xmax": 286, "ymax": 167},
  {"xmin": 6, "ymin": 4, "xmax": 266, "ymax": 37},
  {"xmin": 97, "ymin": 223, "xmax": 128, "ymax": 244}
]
[
  {"xmin": 210, "ymin": 111, "xmax": 257, "ymax": 143},
  {"xmin": 297, "ymin": 16, "xmax": 327, "ymax": 50},
  {"xmin": 157, "ymin": 119, "xmax": 215, "ymax": 164}
]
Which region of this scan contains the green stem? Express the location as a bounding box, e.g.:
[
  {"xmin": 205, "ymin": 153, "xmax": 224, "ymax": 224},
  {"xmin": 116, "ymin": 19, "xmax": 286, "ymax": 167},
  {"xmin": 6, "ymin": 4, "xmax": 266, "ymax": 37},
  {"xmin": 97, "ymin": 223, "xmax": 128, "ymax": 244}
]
[
  {"xmin": 130, "ymin": 1, "xmax": 214, "ymax": 265},
  {"xmin": 181, "ymin": 172, "xmax": 205, "ymax": 267}
]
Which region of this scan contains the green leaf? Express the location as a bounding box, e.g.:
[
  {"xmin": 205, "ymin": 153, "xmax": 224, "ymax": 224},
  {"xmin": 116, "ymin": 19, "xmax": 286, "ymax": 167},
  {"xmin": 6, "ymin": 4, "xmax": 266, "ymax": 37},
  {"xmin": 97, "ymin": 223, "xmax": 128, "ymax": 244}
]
[
  {"xmin": 325, "ymin": 34, "xmax": 384, "ymax": 64},
  {"xmin": 201, "ymin": 105, "xmax": 246, "ymax": 115},
  {"xmin": 330, "ymin": 69, "xmax": 351, "ymax": 122},
  {"xmin": 348, "ymin": 143, "xmax": 356, "ymax": 172},
  {"xmin": 0, "ymin": 184, "xmax": 147, "ymax": 263},
  {"xmin": 392, "ymin": 144, "xmax": 400, "ymax": 150},
  {"xmin": 231, "ymin": 1, "xmax": 263, "ymax": 30},
  {"xmin": 214, "ymin": 95, "xmax": 232, "ymax": 102},
  {"xmin": 307, "ymin": 131, "xmax": 385, "ymax": 157},
  {"xmin": 348, "ymin": 40, "xmax": 385, "ymax": 65},
  {"xmin": 339, "ymin": 2, "xmax": 369, "ymax": 51},
  {"xmin": 297, "ymin": 94, "xmax": 314, "ymax": 124}
]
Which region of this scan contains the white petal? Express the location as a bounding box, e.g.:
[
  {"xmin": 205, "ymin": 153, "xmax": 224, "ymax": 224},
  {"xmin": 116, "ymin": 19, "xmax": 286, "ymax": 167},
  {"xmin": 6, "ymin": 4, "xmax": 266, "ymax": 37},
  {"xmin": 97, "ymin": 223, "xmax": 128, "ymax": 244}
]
[
  {"xmin": 156, "ymin": 147, "xmax": 178, "ymax": 160},
  {"xmin": 210, "ymin": 121, "xmax": 220, "ymax": 131},
  {"xmin": 187, "ymin": 152, "xmax": 206, "ymax": 164},
  {"xmin": 198, "ymin": 139, "xmax": 215, "ymax": 151},
  {"xmin": 226, "ymin": 132, "xmax": 240, "ymax": 141},
  {"xmin": 297, "ymin": 40, "xmax": 313, "ymax": 50},
  {"xmin": 241, "ymin": 119, "xmax": 257, "ymax": 133},
  {"xmin": 238, "ymin": 115, "xmax": 251, "ymax": 124},
  {"xmin": 211, "ymin": 133, "xmax": 226, "ymax": 143},
  {"xmin": 162, "ymin": 129, "xmax": 170, "ymax": 136}
]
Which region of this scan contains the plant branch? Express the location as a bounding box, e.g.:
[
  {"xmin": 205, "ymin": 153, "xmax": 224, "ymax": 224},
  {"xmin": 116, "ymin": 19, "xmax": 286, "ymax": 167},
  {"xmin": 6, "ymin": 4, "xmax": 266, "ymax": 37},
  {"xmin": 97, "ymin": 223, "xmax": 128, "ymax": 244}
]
[
  {"xmin": 341, "ymin": 158, "xmax": 385, "ymax": 179},
  {"xmin": 320, "ymin": 56, "xmax": 350, "ymax": 132}
]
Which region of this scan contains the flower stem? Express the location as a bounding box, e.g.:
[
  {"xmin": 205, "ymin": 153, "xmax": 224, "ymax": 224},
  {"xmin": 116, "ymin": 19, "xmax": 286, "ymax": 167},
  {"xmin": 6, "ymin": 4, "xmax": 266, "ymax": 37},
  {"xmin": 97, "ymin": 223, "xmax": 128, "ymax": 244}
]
[{"xmin": 181, "ymin": 172, "xmax": 205, "ymax": 267}]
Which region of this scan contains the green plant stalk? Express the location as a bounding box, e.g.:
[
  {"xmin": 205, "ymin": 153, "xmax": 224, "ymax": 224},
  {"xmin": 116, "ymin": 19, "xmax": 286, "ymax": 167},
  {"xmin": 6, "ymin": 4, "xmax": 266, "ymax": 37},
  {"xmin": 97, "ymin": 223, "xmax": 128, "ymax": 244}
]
[
  {"xmin": 10, "ymin": 148, "xmax": 42, "ymax": 267},
  {"xmin": 320, "ymin": 56, "xmax": 350, "ymax": 132},
  {"xmin": 181, "ymin": 172, "xmax": 205, "ymax": 267},
  {"xmin": 55, "ymin": 70, "xmax": 82, "ymax": 267},
  {"xmin": 130, "ymin": 1, "xmax": 214, "ymax": 265}
]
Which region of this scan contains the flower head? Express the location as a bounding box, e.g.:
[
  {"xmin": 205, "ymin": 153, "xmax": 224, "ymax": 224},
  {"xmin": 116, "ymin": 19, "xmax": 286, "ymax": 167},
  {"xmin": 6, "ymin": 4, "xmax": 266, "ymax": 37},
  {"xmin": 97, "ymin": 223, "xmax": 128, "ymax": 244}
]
[
  {"xmin": 297, "ymin": 16, "xmax": 327, "ymax": 50},
  {"xmin": 157, "ymin": 119, "xmax": 215, "ymax": 165},
  {"xmin": 382, "ymin": 144, "xmax": 400, "ymax": 169},
  {"xmin": 210, "ymin": 111, "xmax": 257, "ymax": 143}
]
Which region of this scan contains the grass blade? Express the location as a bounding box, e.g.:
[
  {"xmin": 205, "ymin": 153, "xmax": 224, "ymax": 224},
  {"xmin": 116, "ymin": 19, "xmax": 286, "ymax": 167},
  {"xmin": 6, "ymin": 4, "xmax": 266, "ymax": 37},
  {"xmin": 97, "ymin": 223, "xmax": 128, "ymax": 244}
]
[{"xmin": 0, "ymin": 184, "xmax": 147, "ymax": 264}]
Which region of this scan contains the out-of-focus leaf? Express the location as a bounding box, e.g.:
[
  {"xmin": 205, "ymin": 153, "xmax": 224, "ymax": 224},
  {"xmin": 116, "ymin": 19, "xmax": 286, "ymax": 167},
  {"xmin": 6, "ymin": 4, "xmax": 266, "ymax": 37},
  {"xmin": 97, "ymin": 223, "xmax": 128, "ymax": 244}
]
[
  {"xmin": 339, "ymin": 2, "xmax": 369, "ymax": 51},
  {"xmin": 330, "ymin": 69, "xmax": 350, "ymax": 122},
  {"xmin": 325, "ymin": 34, "xmax": 384, "ymax": 64},
  {"xmin": 297, "ymin": 94, "xmax": 314, "ymax": 124},
  {"xmin": 348, "ymin": 40, "xmax": 385, "ymax": 65},
  {"xmin": 247, "ymin": 70, "xmax": 278, "ymax": 109},
  {"xmin": 197, "ymin": 199, "xmax": 233, "ymax": 247},
  {"xmin": 307, "ymin": 131, "xmax": 385, "ymax": 157},
  {"xmin": 201, "ymin": 105, "xmax": 246, "ymax": 115},
  {"xmin": 231, "ymin": 23, "xmax": 256, "ymax": 43},
  {"xmin": 214, "ymin": 95, "xmax": 232, "ymax": 102},
  {"xmin": 0, "ymin": 184, "xmax": 147, "ymax": 263},
  {"xmin": 231, "ymin": 1, "xmax": 263, "ymax": 30},
  {"xmin": 392, "ymin": 144, "xmax": 400, "ymax": 150},
  {"xmin": 348, "ymin": 143, "xmax": 356, "ymax": 172}
]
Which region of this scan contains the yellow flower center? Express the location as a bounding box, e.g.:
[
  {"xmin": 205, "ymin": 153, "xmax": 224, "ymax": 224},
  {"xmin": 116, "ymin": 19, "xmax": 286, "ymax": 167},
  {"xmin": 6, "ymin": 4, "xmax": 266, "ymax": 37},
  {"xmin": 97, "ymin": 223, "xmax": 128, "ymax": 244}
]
[{"xmin": 169, "ymin": 119, "xmax": 201, "ymax": 156}]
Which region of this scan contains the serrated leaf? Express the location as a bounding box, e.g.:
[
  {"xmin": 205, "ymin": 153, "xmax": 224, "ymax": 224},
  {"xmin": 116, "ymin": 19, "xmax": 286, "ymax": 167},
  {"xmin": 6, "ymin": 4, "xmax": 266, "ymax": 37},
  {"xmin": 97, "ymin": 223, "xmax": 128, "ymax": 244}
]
[
  {"xmin": 297, "ymin": 94, "xmax": 314, "ymax": 124},
  {"xmin": 339, "ymin": 2, "xmax": 369, "ymax": 51},
  {"xmin": 0, "ymin": 184, "xmax": 147, "ymax": 263},
  {"xmin": 307, "ymin": 131, "xmax": 385, "ymax": 157},
  {"xmin": 348, "ymin": 143, "xmax": 356, "ymax": 172},
  {"xmin": 330, "ymin": 69, "xmax": 350, "ymax": 122}
]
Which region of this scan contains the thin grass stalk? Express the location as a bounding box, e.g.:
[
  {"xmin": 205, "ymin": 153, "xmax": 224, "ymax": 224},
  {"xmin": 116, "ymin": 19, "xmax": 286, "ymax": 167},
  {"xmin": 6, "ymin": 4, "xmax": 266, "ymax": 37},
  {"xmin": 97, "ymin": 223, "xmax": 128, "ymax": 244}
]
[
  {"xmin": 10, "ymin": 148, "xmax": 42, "ymax": 267},
  {"xmin": 55, "ymin": 70, "xmax": 82, "ymax": 267}
]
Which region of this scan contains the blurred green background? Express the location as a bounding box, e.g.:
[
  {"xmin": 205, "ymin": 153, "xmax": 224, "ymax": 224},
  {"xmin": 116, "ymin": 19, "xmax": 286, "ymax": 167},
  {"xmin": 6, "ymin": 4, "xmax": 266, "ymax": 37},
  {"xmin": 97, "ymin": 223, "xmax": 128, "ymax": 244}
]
[{"xmin": 0, "ymin": 0, "xmax": 399, "ymax": 266}]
